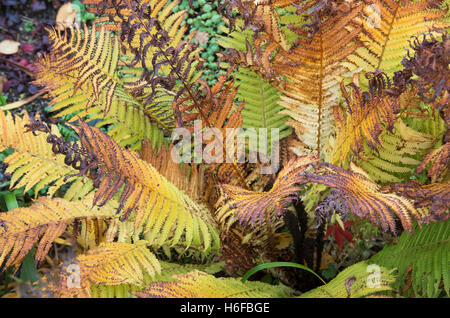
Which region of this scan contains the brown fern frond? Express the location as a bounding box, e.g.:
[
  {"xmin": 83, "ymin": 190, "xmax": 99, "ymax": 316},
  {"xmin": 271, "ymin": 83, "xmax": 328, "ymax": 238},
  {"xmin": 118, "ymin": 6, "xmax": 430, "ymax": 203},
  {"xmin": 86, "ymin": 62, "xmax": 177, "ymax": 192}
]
[
  {"xmin": 305, "ymin": 162, "xmax": 427, "ymax": 234},
  {"xmin": 217, "ymin": 156, "xmax": 317, "ymax": 227},
  {"xmin": 400, "ymin": 29, "xmax": 449, "ymax": 108},
  {"xmin": 0, "ymin": 196, "xmax": 117, "ymax": 271},
  {"xmin": 415, "ymin": 141, "xmax": 449, "ymax": 182},
  {"xmin": 384, "ymin": 180, "xmax": 450, "ymax": 221}
]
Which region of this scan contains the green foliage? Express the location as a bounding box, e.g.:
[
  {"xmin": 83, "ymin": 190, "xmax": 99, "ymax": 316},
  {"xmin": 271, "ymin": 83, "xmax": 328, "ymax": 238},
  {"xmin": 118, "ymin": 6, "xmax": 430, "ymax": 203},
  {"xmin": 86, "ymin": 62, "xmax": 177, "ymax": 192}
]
[{"xmin": 370, "ymin": 219, "xmax": 450, "ymax": 298}]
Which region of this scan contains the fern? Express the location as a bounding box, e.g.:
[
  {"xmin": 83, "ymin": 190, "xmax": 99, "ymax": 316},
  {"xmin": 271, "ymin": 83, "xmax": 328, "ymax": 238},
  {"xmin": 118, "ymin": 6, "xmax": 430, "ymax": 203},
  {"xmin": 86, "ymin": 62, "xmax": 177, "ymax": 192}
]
[
  {"xmin": 305, "ymin": 162, "xmax": 426, "ymax": 233},
  {"xmin": 0, "ymin": 110, "xmax": 93, "ymax": 198},
  {"xmin": 47, "ymin": 241, "xmax": 160, "ymax": 298},
  {"xmin": 370, "ymin": 218, "xmax": 450, "ymax": 297},
  {"xmin": 0, "ymin": 195, "xmax": 117, "ymax": 270},
  {"xmin": 218, "ymin": 25, "xmax": 292, "ymax": 154},
  {"xmin": 133, "ymin": 270, "xmax": 293, "ymax": 298},
  {"xmin": 355, "ymin": 118, "xmax": 440, "ymax": 184},
  {"xmin": 33, "ymin": 24, "xmax": 169, "ymax": 150},
  {"xmin": 217, "ymin": 156, "xmax": 316, "ymax": 227},
  {"xmin": 299, "ymin": 261, "xmax": 395, "ymax": 298},
  {"xmin": 60, "ymin": 120, "xmax": 219, "ymax": 251},
  {"xmin": 273, "ymin": 2, "xmax": 364, "ymax": 156},
  {"xmin": 352, "ymin": 0, "xmax": 449, "ymax": 81}
]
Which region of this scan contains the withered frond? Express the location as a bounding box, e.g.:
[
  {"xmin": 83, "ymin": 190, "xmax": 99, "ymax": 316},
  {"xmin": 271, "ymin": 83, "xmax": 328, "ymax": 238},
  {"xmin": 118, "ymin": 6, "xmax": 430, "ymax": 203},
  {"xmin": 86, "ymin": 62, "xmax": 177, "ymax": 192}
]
[
  {"xmin": 332, "ymin": 72, "xmax": 402, "ymax": 164},
  {"xmin": 415, "ymin": 141, "xmax": 450, "ymax": 182},
  {"xmin": 216, "ymin": 156, "xmax": 317, "ymax": 227},
  {"xmin": 305, "ymin": 162, "xmax": 427, "ymax": 234},
  {"xmin": 384, "ymin": 180, "xmax": 450, "ymax": 222}
]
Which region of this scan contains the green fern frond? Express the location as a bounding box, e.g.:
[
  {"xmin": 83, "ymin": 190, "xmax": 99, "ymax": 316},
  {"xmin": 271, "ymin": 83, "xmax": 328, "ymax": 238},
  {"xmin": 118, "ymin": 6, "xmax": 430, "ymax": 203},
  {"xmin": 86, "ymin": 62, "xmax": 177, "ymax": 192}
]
[
  {"xmin": 355, "ymin": 118, "xmax": 441, "ymax": 184},
  {"xmin": 370, "ymin": 218, "xmax": 450, "ymax": 297}
]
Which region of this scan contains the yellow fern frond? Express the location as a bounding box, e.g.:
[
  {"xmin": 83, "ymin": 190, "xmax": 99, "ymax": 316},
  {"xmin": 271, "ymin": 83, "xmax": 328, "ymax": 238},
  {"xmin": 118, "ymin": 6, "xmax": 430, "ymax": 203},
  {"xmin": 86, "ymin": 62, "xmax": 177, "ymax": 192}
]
[
  {"xmin": 49, "ymin": 241, "xmax": 160, "ymax": 298},
  {"xmin": 0, "ymin": 110, "xmax": 92, "ymax": 198},
  {"xmin": 71, "ymin": 121, "xmax": 219, "ymax": 251},
  {"xmin": 133, "ymin": 270, "xmax": 293, "ymax": 298},
  {"xmin": 351, "ymin": 0, "xmax": 449, "ymax": 79},
  {"xmin": 0, "ymin": 195, "xmax": 117, "ymax": 270},
  {"xmin": 332, "ymin": 74, "xmax": 401, "ymax": 164}
]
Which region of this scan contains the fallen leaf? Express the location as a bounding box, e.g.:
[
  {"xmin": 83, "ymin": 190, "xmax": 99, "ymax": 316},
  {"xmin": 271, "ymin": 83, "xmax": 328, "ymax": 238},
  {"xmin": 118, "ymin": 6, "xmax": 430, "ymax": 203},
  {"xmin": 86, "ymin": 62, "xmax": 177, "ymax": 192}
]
[
  {"xmin": 194, "ymin": 31, "xmax": 209, "ymax": 45},
  {"xmin": 0, "ymin": 40, "xmax": 20, "ymax": 55},
  {"xmin": 55, "ymin": 2, "xmax": 79, "ymax": 30}
]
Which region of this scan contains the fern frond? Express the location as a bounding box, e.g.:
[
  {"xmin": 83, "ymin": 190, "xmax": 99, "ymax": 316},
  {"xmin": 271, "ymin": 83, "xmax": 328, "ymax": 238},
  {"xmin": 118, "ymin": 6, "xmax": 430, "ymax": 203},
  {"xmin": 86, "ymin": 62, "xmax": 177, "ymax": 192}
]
[
  {"xmin": 332, "ymin": 73, "xmax": 401, "ymax": 164},
  {"xmin": 305, "ymin": 162, "xmax": 426, "ymax": 233},
  {"xmin": 299, "ymin": 261, "xmax": 395, "ymax": 298},
  {"xmin": 49, "ymin": 241, "xmax": 160, "ymax": 298},
  {"xmin": 416, "ymin": 141, "xmax": 449, "ymax": 182},
  {"xmin": 69, "ymin": 120, "xmax": 219, "ymax": 251},
  {"xmin": 352, "ymin": 0, "xmax": 449, "ymax": 79},
  {"xmin": 370, "ymin": 218, "xmax": 450, "ymax": 297},
  {"xmin": 273, "ymin": 2, "xmax": 364, "ymax": 156},
  {"xmin": 0, "ymin": 110, "xmax": 92, "ymax": 198},
  {"xmin": 355, "ymin": 118, "xmax": 439, "ymax": 184},
  {"xmin": 384, "ymin": 180, "xmax": 450, "ymax": 221},
  {"xmin": 0, "ymin": 195, "xmax": 117, "ymax": 270},
  {"xmin": 217, "ymin": 156, "xmax": 317, "ymax": 227},
  {"xmin": 88, "ymin": 260, "xmax": 224, "ymax": 298},
  {"xmin": 33, "ymin": 24, "xmax": 170, "ymax": 150},
  {"xmin": 133, "ymin": 270, "xmax": 293, "ymax": 298}
]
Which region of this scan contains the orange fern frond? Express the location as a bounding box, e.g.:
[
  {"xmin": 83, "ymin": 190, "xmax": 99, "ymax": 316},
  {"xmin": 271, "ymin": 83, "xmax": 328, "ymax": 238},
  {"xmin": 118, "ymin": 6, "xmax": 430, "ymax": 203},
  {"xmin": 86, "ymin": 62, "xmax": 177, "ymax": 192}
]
[
  {"xmin": 217, "ymin": 156, "xmax": 317, "ymax": 226},
  {"xmin": 273, "ymin": 2, "xmax": 364, "ymax": 156}
]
